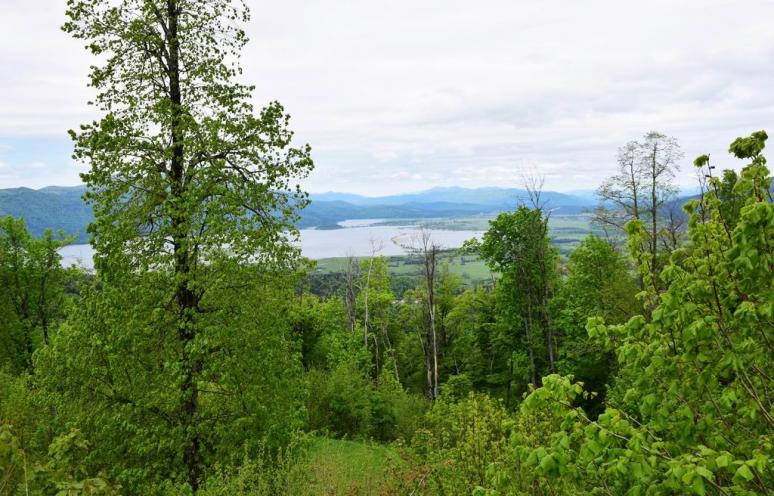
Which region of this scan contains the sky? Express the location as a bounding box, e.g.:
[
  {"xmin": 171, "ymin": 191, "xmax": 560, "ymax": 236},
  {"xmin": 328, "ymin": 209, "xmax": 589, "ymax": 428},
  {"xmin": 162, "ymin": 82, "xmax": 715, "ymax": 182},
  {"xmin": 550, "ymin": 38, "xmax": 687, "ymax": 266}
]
[{"xmin": 1, "ymin": 0, "xmax": 773, "ymax": 196}]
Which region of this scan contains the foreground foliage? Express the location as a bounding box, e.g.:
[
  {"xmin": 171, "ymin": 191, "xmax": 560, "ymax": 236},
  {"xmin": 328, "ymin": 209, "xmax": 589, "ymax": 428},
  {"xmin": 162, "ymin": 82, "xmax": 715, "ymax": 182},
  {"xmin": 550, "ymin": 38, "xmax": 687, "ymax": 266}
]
[
  {"xmin": 1, "ymin": 16, "xmax": 771, "ymax": 487},
  {"xmin": 426, "ymin": 131, "xmax": 773, "ymax": 495}
]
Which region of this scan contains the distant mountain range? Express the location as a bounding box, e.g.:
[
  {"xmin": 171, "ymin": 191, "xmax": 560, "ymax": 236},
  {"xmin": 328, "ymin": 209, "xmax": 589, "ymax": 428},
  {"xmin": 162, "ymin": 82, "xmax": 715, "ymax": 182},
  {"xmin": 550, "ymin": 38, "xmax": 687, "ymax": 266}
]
[
  {"xmin": 311, "ymin": 186, "xmax": 591, "ymax": 207},
  {"xmin": 0, "ymin": 185, "xmax": 597, "ymax": 239}
]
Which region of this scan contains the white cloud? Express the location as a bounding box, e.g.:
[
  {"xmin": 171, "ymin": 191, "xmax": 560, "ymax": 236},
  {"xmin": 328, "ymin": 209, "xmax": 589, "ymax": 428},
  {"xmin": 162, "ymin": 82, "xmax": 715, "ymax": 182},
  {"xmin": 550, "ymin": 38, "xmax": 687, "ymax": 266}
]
[{"xmin": 1, "ymin": 0, "xmax": 773, "ymax": 194}]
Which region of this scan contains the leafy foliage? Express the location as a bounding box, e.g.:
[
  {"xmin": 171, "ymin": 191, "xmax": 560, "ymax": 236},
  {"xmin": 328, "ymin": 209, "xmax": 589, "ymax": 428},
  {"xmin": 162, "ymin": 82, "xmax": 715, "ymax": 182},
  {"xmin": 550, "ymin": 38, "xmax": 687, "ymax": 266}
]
[
  {"xmin": 410, "ymin": 393, "xmax": 513, "ymax": 495},
  {"xmin": 476, "ymin": 130, "xmax": 774, "ymax": 495},
  {"xmin": 551, "ymin": 235, "xmax": 640, "ymax": 412},
  {"xmin": 0, "ymin": 216, "xmax": 73, "ymax": 371},
  {"xmin": 2, "ymin": 9, "xmax": 771, "ymax": 489}
]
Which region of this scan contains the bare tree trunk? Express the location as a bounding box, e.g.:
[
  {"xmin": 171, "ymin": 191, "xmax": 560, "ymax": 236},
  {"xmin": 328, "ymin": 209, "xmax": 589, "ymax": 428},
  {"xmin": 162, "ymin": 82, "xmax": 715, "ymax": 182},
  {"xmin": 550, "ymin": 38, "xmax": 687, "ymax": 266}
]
[
  {"xmin": 628, "ymin": 153, "xmax": 646, "ymax": 291},
  {"xmin": 363, "ymin": 256, "xmax": 372, "ymax": 347},
  {"xmin": 430, "ymin": 295, "xmax": 439, "ymax": 400},
  {"xmin": 344, "ymin": 256, "xmax": 357, "ymax": 334},
  {"xmin": 416, "ymin": 229, "xmax": 440, "ymax": 400},
  {"xmin": 650, "ymin": 141, "xmax": 659, "ymax": 278},
  {"xmin": 426, "ymin": 248, "xmax": 439, "ymax": 400},
  {"xmin": 525, "ymin": 176, "xmax": 556, "ymax": 373},
  {"xmin": 629, "ymin": 154, "xmax": 641, "ymax": 221}
]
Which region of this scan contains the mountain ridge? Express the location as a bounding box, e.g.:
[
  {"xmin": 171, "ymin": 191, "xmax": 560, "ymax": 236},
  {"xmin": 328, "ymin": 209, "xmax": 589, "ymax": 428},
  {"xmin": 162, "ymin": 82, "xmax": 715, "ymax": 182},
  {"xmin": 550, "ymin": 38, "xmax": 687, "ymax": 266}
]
[
  {"xmin": 309, "ymin": 186, "xmax": 590, "ymax": 207},
  {"xmin": 0, "ymin": 184, "xmax": 596, "ymax": 239}
]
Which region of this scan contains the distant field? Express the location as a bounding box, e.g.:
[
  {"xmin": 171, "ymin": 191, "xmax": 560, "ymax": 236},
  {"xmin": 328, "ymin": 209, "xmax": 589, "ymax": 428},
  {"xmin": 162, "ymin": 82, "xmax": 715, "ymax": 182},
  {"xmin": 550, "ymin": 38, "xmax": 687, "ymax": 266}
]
[
  {"xmin": 371, "ymin": 213, "xmax": 594, "ymax": 233},
  {"xmin": 547, "ymin": 214, "xmax": 604, "ymax": 254},
  {"xmin": 313, "ymin": 250, "xmax": 494, "ymax": 285},
  {"xmin": 311, "ymin": 214, "xmax": 600, "ymax": 284}
]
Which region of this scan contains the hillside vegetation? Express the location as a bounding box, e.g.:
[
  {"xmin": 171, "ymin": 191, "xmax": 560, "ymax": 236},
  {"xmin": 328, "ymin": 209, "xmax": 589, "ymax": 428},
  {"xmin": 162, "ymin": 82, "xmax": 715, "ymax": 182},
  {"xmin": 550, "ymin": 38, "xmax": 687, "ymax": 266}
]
[{"xmin": 0, "ymin": 0, "xmax": 771, "ymax": 494}]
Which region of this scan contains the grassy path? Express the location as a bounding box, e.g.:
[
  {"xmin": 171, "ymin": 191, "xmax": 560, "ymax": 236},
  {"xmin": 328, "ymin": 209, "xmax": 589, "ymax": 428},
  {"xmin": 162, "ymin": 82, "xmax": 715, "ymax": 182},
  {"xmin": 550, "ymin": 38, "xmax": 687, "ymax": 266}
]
[{"xmin": 294, "ymin": 437, "xmax": 404, "ymax": 495}]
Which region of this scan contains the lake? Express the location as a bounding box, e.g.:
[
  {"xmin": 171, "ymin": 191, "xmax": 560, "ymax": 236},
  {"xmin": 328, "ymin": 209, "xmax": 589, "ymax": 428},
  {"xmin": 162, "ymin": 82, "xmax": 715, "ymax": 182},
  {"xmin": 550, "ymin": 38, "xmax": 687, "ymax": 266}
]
[{"xmin": 58, "ymin": 221, "xmax": 483, "ymax": 269}]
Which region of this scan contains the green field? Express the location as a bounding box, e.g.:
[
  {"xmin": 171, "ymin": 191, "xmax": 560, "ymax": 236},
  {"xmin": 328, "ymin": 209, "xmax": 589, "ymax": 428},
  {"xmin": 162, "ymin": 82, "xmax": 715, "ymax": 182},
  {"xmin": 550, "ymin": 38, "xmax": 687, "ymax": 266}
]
[
  {"xmin": 311, "ymin": 214, "xmax": 599, "ymax": 284},
  {"xmin": 313, "ymin": 251, "xmax": 494, "ymax": 285},
  {"xmin": 372, "ymin": 213, "xmax": 593, "ymax": 232},
  {"xmin": 371, "ymin": 214, "xmax": 599, "ymax": 253}
]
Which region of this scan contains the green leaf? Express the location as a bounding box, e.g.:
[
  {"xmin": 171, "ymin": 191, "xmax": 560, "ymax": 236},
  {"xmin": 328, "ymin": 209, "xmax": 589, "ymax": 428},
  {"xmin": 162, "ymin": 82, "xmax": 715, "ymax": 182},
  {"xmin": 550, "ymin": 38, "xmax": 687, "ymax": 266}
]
[
  {"xmin": 734, "ymin": 464, "xmax": 754, "ymax": 482},
  {"xmin": 715, "ymin": 454, "xmax": 731, "ymax": 468}
]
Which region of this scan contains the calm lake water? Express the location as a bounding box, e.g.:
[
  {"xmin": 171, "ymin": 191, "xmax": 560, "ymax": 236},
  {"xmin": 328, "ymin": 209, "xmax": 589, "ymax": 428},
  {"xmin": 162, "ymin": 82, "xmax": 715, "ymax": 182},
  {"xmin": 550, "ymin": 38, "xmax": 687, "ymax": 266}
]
[{"xmin": 58, "ymin": 222, "xmax": 483, "ymax": 269}]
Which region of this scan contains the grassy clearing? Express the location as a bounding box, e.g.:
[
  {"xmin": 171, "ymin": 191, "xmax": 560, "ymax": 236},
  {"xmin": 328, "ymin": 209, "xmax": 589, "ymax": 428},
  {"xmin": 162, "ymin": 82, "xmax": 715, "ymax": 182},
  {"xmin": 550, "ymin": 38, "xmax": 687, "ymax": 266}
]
[{"xmin": 294, "ymin": 437, "xmax": 403, "ymax": 495}]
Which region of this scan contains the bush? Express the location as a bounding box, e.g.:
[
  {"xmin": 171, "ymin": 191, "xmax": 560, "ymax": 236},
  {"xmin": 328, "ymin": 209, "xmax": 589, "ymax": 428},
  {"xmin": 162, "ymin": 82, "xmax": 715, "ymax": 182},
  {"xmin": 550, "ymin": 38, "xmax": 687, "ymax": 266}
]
[
  {"xmin": 197, "ymin": 440, "xmax": 308, "ymax": 496},
  {"xmin": 372, "ymin": 363, "xmax": 428, "ymax": 441},
  {"xmin": 306, "ymin": 359, "xmax": 374, "ymax": 438},
  {"xmin": 409, "ymin": 393, "xmax": 513, "ymax": 494},
  {"xmin": 0, "ymin": 424, "xmax": 120, "ymax": 495},
  {"xmin": 306, "ymin": 358, "xmax": 428, "ymax": 441}
]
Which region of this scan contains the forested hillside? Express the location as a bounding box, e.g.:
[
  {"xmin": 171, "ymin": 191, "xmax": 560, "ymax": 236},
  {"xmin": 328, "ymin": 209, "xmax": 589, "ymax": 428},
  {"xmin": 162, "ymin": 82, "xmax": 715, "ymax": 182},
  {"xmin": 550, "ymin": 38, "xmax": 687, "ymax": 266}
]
[
  {"xmin": 0, "ymin": 186, "xmax": 91, "ymax": 239},
  {"xmin": 1, "ymin": 1, "xmax": 772, "ymax": 495},
  {"xmin": 0, "ymin": 185, "xmax": 593, "ymax": 236}
]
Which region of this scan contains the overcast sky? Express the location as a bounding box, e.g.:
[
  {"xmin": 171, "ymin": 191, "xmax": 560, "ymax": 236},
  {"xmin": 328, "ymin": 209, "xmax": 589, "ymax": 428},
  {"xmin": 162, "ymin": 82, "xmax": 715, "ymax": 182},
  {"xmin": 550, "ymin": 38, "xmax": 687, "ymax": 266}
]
[{"xmin": 1, "ymin": 0, "xmax": 773, "ymax": 195}]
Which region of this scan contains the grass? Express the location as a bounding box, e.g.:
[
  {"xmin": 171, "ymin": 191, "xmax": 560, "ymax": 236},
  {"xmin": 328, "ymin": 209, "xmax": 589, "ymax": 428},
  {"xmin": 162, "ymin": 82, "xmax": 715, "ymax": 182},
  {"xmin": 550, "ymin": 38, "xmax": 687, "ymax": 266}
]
[{"xmin": 293, "ymin": 437, "xmax": 403, "ymax": 495}]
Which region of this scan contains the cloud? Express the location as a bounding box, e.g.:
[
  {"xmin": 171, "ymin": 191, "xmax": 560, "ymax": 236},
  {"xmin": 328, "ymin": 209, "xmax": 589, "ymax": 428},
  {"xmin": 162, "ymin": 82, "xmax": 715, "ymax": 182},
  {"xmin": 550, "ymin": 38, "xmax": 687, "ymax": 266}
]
[{"xmin": 1, "ymin": 0, "xmax": 774, "ymax": 194}]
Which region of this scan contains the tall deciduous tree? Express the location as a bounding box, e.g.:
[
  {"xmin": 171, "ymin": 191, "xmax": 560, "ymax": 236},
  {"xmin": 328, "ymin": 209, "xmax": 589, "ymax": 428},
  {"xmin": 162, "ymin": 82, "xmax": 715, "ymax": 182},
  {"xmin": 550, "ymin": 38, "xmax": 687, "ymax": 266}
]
[
  {"xmin": 550, "ymin": 235, "xmax": 640, "ymax": 413},
  {"xmin": 468, "ymin": 205, "xmax": 557, "ymax": 392},
  {"xmin": 595, "ymin": 132, "xmax": 683, "ymax": 286},
  {"xmin": 45, "ymin": 0, "xmax": 313, "ymax": 491},
  {"xmin": 355, "ymin": 254, "xmax": 394, "ymax": 379},
  {"xmin": 640, "ymin": 131, "xmax": 683, "ymax": 277}
]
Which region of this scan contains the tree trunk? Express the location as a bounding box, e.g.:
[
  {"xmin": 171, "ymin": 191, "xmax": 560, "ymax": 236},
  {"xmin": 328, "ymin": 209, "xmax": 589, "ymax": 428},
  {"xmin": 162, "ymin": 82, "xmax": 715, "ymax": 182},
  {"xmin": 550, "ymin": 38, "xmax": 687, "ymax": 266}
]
[
  {"xmin": 426, "ymin": 247, "xmax": 439, "ymax": 400},
  {"xmin": 420, "ymin": 237, "xmax": 439, "ymax": 400},
  {"xmin": 430, "ymin": 300, "xmax": 439, "ymax": 400},
  {"xmin": 344, "ymin": 257, "xmax": 357, "ymax": 333},
  {"xmin": 364, "ymin": 255, "xmax": 373, "ymax": 347},
  {"xmin": 524, "ymin": 280, "xmax": 538, "ymax": 388},
  {"xmin": 628, "ymin": 157, "xmax": 646, "ymax": 291},
  {"xmin": 538, "ymin": 221, "xmax": 555, "ymax": 373},
  {"xmin": 167, "ymin": 1, "xmax": 202, "ymax": 490},
  {"xmin": 650, "ymin": 142, "xmax": 659, "ymax": 279}
]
